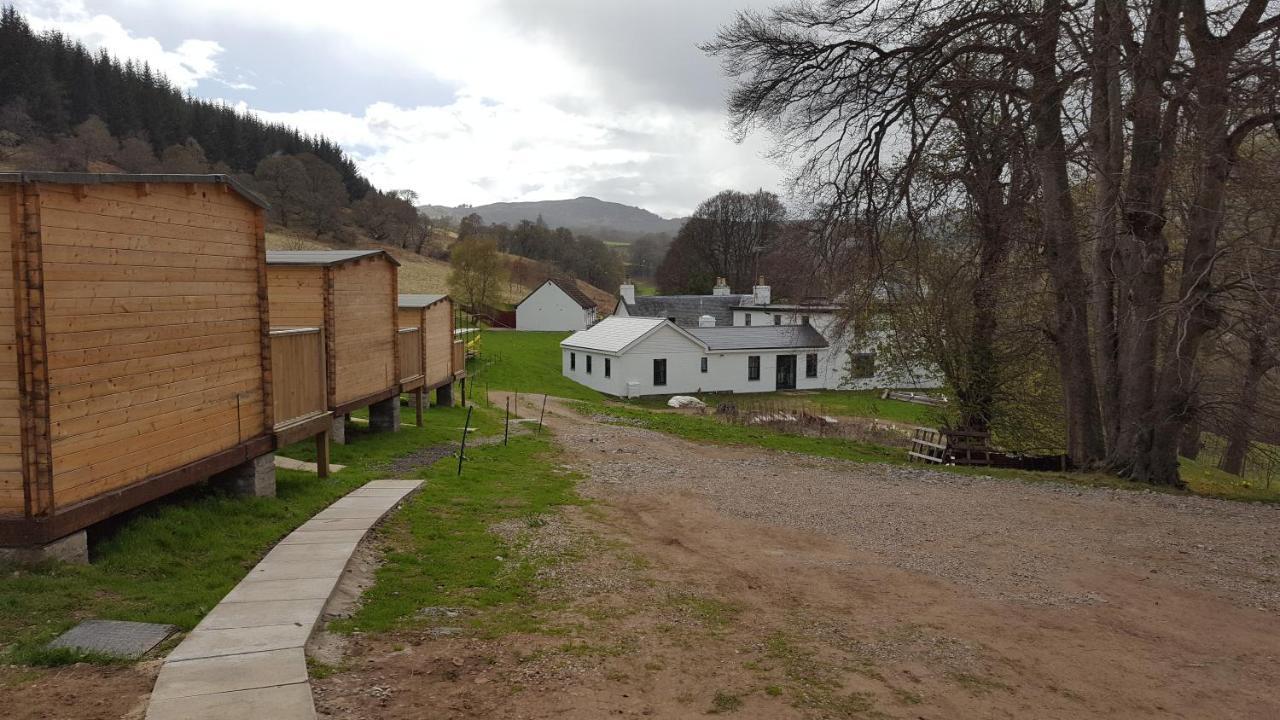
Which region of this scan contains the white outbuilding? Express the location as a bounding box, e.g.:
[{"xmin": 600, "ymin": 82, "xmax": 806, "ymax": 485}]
[
  {"xmin": 516, "ymin": 278, "xmax": 600, "ymax": 331},
  {"xmin": 560, "ymin": 316, "xmax": 830, "ymax": 398}
]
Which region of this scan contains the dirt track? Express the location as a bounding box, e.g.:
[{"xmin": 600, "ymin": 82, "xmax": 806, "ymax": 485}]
[{"xmin": 314, "ymin": 396, "xmax": 1280, "ymax": 719}]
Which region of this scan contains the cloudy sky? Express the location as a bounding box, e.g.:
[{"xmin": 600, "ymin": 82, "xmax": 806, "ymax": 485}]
[{"xmin": 15, "ymin": 0, "xmax": 788, "ymax": 217}]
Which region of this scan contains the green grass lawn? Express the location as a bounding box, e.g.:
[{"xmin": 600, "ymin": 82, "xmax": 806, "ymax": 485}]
[
  {"xmin": 468, "ymin": 330, "xmax": 605, "ymax": 402},
  {"xmin": 331, "ymin": 433, "xmax": 583, "ymax": 637},
  {"xmin": 624, "ymin": 389, "xmax": 939, "ymax": 426},
  {"xmin": 0, "ymin": 401, "xmax": 494, "ymax": 665}
]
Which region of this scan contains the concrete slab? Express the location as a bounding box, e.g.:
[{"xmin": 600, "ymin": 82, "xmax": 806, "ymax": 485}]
[
  {"xmin": 166, "ymin": 624, "xmax": 312, "ymax": 662},
  {"xmin": 146, "ymin": 477, "xmax": 422, "ymax": 719},
  {"xmin": 146, "ymin": 681, "xmax": 316, "ymax": 720},
  {"xmin": 277, "ymin": 529, "xmax": 369, "ymax": 545},
  {"xmin": 242, "ymin": 556, "xmax": 351, "ymax": 583},
  {"xmin": 196, "ymin": 598, "xmax": 328, "ymax": 631},
  {"xmin": 222, "ymin": 578, "xmax": 338, "ymax": 604},
  {"xmin": 47, "ymin": 619, "xmax": 175, "ymax": 658},
  {"xmin": 361, "ymin": 479, "xmax": 422, "ymax": 490},
  {"xmin": 149, "ymin": 648, "xmax": 307, "ymax": 701},
  {"xmin": 294, "ymin": 516, "xmax": 379, "ymax": 532},
  {"xmin": 264, "ymin": 542, "xmax": 360, "ymax": 564},
  {"xmin": 274, "ymin": 456, "xmax": 346, "ymax": 474}
]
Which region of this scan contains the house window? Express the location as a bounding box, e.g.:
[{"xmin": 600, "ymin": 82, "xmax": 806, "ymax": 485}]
[
  {"xmin": 586, "ymin": 355, "xmax": 592, "ymax": 374},
  {"xmin": 748, "ymin": 355, "xmax": 760, "ymax": 381},
  {"xmin": 802, "ymin": 315, "xmax": 810, "ymax": 326},
  {"xmin": 774, "ymin": 315, "xmax": 782, "ymax": 325},
  {"xmin": 653, "ymin": 359, "xmax": 667, "ymax": 386},
  {"xmin": 849, "ymin": 352, "xmax": 876, "ymax": 379},
  {"xmin": 744, "ymin": 314, "xmax": 752, "ymax": 327},
  {"xmin": 806, "ymin": 353, "xmax": 818, "ymax": 378},
  {"xmin": 570, "ymin": 352, "xmax": 576, "ymax": 371},
  {"xmin": 605, "ymin": 358, "xmax": 611, "ymax": 378},
  {"xmin": 700, "ymin": 357, "xmax": 708, "ymax": 373}
]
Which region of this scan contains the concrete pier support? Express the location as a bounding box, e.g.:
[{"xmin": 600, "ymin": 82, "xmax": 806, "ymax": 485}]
[
  {"xmin": 212, "ymin": 453, "xmax": 276, "ymax": 498},
  {"xmin": 369, "ymin": 396, "xmax": 401, "ymax": 433},
  {"xmin": 436, "ymin": 381, "xmax": 454, "ymax": 408},
  {"xmin": 330, "ymin": 415, "xmax": 348, "ymax": 445},
  {"xmin": 0, "ymin": 530, "xmax": 89, "ymax": 565}
]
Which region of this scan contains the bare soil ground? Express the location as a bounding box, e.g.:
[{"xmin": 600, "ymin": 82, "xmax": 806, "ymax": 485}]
[{"xmin": 312, "ymin": 396, "xmax": 1280, "ymax": 719}]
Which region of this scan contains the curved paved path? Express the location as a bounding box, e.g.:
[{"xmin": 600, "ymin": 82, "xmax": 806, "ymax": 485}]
[{"xmin": 145, "ymin": 479, "xmax": 422, "ymax": 720}]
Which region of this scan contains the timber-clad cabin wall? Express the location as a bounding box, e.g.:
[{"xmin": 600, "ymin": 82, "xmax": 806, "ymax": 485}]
[
  {"xmin": 0, "ymin": 173, "xmax": 275, "ymax": 546},
  {"xmin": 397, "ymin": 294, "xmax": 459, "ymax": 392},
  {"xmin": 265, "ymin": 250, "xmax": 401, "ymax": 413}
]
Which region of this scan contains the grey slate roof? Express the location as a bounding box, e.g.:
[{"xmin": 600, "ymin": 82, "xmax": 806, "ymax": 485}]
[
  {"xmin": 623, "ymin": 294, "xmax": 753, "ymax": 327},
  {"xmin": 519, "ymin": 278, "xmax": 598, "ymax": 310},
  {"xmin": 266, "ymin": 249, "xmax": 400, "ymax": 267},
  {"xmin": 687, "ymin": 325, "xmax": 828, "ymax": 351},
  {"xmin": 399, "ymin": 293, "xmax": 448, "ymax": 309},
  {"xmin": 0, "ymin": 171, "xmax": 270, "ymax": 209}
]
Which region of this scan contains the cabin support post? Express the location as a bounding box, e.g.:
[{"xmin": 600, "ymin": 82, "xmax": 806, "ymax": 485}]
[
  {"xmin": 369, "ymin": 396, "xmax": 401, "ymax": 433},
  {"xmin": 315, "ymin": 431, "xmax": 330, "ymax": 478},
  {"xmin": 0, "ymin": 529, "xmax": 88, "ymax": 565},
  {"xmin": 211, "ymin": 453, "xmax": 276, "ymax": 498},
  {"xmin": 437, "ymin": 381, "xmax": 454, "ymax": 408},
  {"xmin": 414, "ymin": 389, "xmax": 425, "ymax": 427},
  {"xmin": 330, "ymin": 415, "xmax": 347, "ymax": 445}
]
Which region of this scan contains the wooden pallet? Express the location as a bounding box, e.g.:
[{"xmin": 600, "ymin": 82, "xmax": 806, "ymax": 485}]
[{"xmin": 908, "ymin": 427, "xmax": 948, "ymax": 464}]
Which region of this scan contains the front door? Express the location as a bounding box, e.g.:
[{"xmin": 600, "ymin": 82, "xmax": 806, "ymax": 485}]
[{"xmin": 776, "ymin": 354, "xmax": 797, "ymax": 390}]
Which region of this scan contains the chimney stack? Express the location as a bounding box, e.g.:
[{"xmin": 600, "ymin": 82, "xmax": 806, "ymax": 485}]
[
  {"xmin": 698, "ymin": 314, "xmax": 716, "ymax": 328},
  {"xmin": 753, "ymin": 276, "xmax": 771, "ymax": 306},
  {"xmin": 619, "ymin": 278, "xmax": 636, "ymax": 305},
  {"xmin": 712, "ymin": 277, "xmax": 731, "ymax": 296}
]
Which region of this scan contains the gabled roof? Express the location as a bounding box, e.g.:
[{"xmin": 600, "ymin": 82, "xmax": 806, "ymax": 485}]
[
  {"xmin": 519, "ymin": 278, "xmax": 598, "ymax": 310},
  {"xmin": 620, "ymin": 294, "xmax": 753, "ymax": 327},
  {"xmin": 687, "ymin": 325, "xmax": 828, "ymax": 351},
  {"xmin": 266, "ymin": 249, "xmax": 400, "ymax": 267},
  {"xmin": 0, "ymin": 171, "xmax": 269, "ymax": 209},
  {"xmin": 561, "ymin": 317, "xmax": 704, "ymax": 354},
  {"xmin": 399, "ymin": 293, "xmax": 449, "ymax": 309}
]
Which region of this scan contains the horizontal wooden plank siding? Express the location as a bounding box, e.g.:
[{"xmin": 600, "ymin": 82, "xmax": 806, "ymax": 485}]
[
  {"xmin": 331, "ymin": 258, "xmax": 397, "ymax": 407},
  {"xmin": 39, "ymin": 182, "xmax": 269, "ymax": 509},
  {"xmin": 266, "ymin": 266, "xmax": 324, "ymax": 328},
  {"xmin": 423, "ymin": 300, "xmax": 454, "ymax": 387},
  {"xmin": 271, "ymin": 329, "xmax": 326, "ymax": 425},
  {"xmin": 0, "ymin": 187, "xmax": 22, "ymax": 515}
]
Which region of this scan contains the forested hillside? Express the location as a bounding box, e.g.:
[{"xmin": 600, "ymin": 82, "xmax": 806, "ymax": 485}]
[{"xmin": 0, "ymin": 8, "xmax": 369, "ymax": 195}]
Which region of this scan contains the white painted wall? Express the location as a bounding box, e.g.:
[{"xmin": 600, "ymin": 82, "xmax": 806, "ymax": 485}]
[
  {"xmin": 730, "ymin": 308, "xmax": 942, "ymax": 390},
  {"xmin": 563, "ymin": 325, "xmax": 830, "ymax": 398},
  {"xmin": 517, "ymin": 282, "xmax": 596, "ymax": 331}
]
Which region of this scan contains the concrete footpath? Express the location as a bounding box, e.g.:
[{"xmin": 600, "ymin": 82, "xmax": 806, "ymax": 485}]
[{"xmin": 145, "ymin": 479, "xmax": 422, "ymax": 720}]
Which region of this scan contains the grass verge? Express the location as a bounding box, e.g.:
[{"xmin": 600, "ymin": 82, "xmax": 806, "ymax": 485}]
[
  {"xmin": 333, "ymin": 432, "xmax": 583, "ymax": 635},
  {"xmin": 0, "ymin": 402, "xmax": 492, "ymax": 665}
]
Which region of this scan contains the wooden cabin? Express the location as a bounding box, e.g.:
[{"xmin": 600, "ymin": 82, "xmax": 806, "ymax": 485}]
[
  {"xmin": 398, "ymin": 294, "xmax": 465, "ymax": 418},
  {"xmin": 265, "ymin": 250, "xmax": 401, "ymax": 441},
  {"xmin": 0, "ymin": 172, "xmax": 282, "ymax": 559}
]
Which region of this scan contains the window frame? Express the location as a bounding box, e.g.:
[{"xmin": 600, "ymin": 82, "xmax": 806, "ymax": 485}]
[
  {"xmin": 774, "ymin": 315, "xmax": 782, "ymax": 326},
  {"xmin": 604, "ymin": 357, "xmax": 611, "ymax": 378},
  {"xmin": 748, "ymin": 355, "xmax": 761, "ymax": 381},
  {"xmin": 806, "ymin": 353, "xmax": 818, "ymax": 378},
  {"xmin": 570, "ymin": 352, "xmax": 576, "ymax": 371},
  {"xmin": 586, "ymin": 355, "xmax": 592, "ymax": 374},
  {"xmin": 653, "ymin": 358, "xmax": 668, "ymax": 386},
  {"xmin": 744, "ymin": 314, "xmax": 752, "ymax": 327},
  {"xmin": 700, "ymin": 357, "xmax": 708, "ymax": 373}
]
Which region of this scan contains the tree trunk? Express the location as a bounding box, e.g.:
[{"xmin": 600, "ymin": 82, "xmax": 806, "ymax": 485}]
[
  {"xmin": 1106, "ymin": 2, "xmax": 1181, "ymax": 474},
  {"xmin": 1179, "ymin": 413, "xmax": 1202, "ymax": 460},
  {"xmin": 1028, "ymin": 0, "xmax": 1106, "ymax": 465},
  {"xmin": 1088, "ymin": 0, "xmax": 1126, "ymax": 451},
  {"xmin": 1220, "ymin": 331, "xmax": 1273, "ymax": 475}
]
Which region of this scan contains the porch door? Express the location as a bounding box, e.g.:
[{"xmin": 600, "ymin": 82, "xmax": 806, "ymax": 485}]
[{"xmin": 776, "ymin": 354, "xmax": 797, "ymax": 390}]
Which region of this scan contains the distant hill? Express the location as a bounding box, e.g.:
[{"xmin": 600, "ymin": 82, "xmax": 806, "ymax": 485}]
[{"xmin": 419, "ymin": 197, "xmax": 685, "ymax": 240}]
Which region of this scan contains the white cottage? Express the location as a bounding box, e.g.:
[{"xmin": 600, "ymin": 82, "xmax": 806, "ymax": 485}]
[
  {"xmin": 616, "ymin": 278, "xmax": 941, "ymax": 391},
  {"xmin": 561, "ymin": 316, "xmax": 830, "ymax": 398},
  {"xmin": 516, "ymin": 278, "xmax": 599, "ymax": 331}
]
